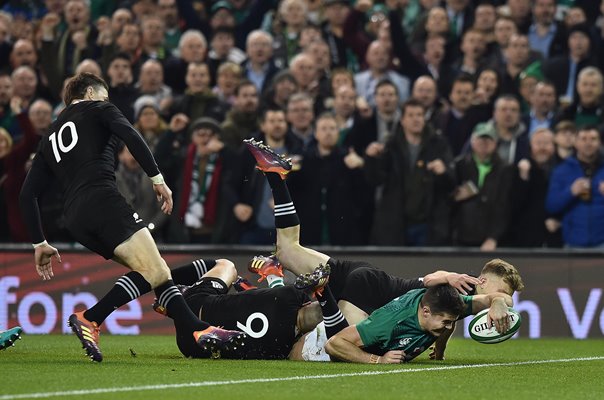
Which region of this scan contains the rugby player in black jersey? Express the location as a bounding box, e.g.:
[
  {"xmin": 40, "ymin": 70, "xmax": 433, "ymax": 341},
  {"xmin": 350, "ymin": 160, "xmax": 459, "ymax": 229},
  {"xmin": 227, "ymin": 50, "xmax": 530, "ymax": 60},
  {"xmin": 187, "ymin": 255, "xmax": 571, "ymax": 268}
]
[{"xmin": 19, "ymin": 73, "xmax": 244, "ymax": 362}]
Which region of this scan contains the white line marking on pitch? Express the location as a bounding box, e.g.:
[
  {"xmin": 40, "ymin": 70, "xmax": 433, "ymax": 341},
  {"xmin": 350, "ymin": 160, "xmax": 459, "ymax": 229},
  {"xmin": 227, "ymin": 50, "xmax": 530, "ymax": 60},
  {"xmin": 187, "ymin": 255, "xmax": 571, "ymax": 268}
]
[{"xmin": 2, "ymin": 357, "xmax": 603, "ymax": 400}]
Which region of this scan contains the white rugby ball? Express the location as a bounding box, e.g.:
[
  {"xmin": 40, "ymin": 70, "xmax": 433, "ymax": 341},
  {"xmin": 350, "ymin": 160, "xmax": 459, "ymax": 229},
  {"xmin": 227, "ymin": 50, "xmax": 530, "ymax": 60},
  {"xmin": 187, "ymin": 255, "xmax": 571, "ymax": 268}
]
[{"xmin": 468, "ymin": 307, "xmax": 521, "ymax": 344}]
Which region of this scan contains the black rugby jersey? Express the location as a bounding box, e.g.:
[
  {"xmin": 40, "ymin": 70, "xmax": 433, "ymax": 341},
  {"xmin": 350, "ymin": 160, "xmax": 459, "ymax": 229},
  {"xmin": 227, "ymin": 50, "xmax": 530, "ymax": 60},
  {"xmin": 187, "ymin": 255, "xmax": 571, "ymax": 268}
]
[
  {"xmin": 200, "ymin": 286, "xmax": 310, "ymax": 360},
  {"xmin": 20, "ymin": 101, "xmax": 160, "ymax": 243}
]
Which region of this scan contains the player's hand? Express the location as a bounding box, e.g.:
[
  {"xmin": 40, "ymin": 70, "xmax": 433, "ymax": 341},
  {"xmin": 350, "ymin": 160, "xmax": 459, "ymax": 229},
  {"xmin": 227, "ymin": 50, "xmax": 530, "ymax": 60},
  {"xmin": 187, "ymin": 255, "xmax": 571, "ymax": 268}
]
[
  {"xmin": 446, "ymin": 273, "xmax": 481, "ymax": 295},
  {"xmin": 480, "ymin": 238, "xmax": 497, "ymax": 252},
  {"xmin": 153, "ymin": 183, "xmax": 173, "ymax": 215},
  {"xmin": 487, "ymin": 298, "xmax": 510, "ymax": 334},
  {"xmin": 34, "ymin": 243, "xmax": 61, "ymax": 281},
  {"xmin": 380, "ymin": 350, "xmax": 405, "ymax": 363},
  {"xmin": 428, "ymin": 346, "xmax": 445, "ymax": 360}
]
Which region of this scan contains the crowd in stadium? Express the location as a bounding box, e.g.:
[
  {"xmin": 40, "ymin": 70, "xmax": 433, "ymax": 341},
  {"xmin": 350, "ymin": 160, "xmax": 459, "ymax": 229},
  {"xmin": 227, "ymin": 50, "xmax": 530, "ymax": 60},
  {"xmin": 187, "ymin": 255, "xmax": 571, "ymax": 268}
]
[{"xmin": 1, "ymin": 0, "xmax": 604, "ymax": 249}]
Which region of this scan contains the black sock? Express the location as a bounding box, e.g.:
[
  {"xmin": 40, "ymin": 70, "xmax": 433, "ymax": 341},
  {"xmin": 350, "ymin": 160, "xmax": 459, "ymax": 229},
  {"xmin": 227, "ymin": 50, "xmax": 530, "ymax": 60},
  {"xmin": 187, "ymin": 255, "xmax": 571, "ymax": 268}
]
[
  {"xmin": 84, "ymin": 271, "xmax": 152, "ymax": 325},
  {"xmin": 316, "ymin": 285, "xmax": 348, "ymax": 338},
  {"xmin": 266, "ymin": 172, "xmax": 299, "ymax": 228},
  {"xmin": 171, "ymin": 259, "xmax": 216, "ymax": 284},
  {"xmin": 154, "ymin": 280, "xmax": 210, "ymax": 332}
]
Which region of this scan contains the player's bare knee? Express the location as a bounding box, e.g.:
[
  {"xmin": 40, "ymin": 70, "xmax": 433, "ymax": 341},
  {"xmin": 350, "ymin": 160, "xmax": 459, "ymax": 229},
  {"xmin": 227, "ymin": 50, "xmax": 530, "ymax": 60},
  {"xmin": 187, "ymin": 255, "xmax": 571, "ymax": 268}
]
[{"xmin": 215, "ymin": 258, "xmax": 237, "ymax": 282}]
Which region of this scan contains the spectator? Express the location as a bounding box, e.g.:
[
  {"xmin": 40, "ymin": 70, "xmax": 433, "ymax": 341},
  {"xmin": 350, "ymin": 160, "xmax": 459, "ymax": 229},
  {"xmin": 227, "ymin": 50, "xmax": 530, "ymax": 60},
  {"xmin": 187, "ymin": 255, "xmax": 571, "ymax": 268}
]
[
  {"xmin": 176, "ymin": 117, "xmax": 235, "ymax": 244},
  {"xmin": 354, "ymin": 40, "xmax": 410, "ymax": 107},
  {"xmin": 109, "ymin": 8, "xmax": 133, "ymax": 39},
  {"xmin": 527, "ymin": 0, "xmax": 567, "ymax": 58},
  {"xmin": 132, "ymin": 96, "xmax": 167, "ymax": 152},
  {"xmin": 452, "ymin": 29, "xmax": 487, "ymax": 81},
  {"xmin": 101, "ymin": 22, "xmax": 143, "ymax": 76},
  {"xmin": 557, "ymin": 67, "xmax": 604, "ymax": 130},
  {"xmin": 75, "ymin": 59, "xmax": 103, "ymax": 77},
  {"xmin": 322, "ymin": 0, "xmax": 355, "ymax": 70},
  {"xmin": 542, "ymin": 23, "xmax": 595, "ymax": 105},
  {"xmin": 411, "ymin": 75, "xmax": 448, "ymax": 130},
  {"xmin": 546, "ymin": 126, "xmax": 604, "ymax": 247},
  {"xmin": 331, "ymin": 85, "xmax": 357, "ymax": 146},
  {"xmin": 485, "ymin": 95, "xmax": 530, "ymax": 165},
  {"xmin": 139, "ymin": 15, "xmax": 168, "ymax": 64},
  {"xmin": 169, "ymin": 62, "xmax": 228, "ymax": 123},
  {"xmin": 242, "ymin": 30, "xmax": 281, "ymax": 95},
  {"xmin": 488, "ymin": 16, "xmax": 518, "ymax": 68},
  {"xmin": 410, "ymin": 7, "xmax": 450, "ymax": 52},
  {"xmin": 451, "ymin": 122, "xmax": 514, "ymax": 251},
  {"xmin": 164, "ymin": 29, "xmax": 207, "ymax": 95},
  {"xmin": 0, "ymin": 98, "xmax": 41, "ymax": 242},
  {"xmin": 106, "ymin": 53, "xmax": 139, "ymax": 122},
  {"xmin": 553, "ymin": 120, "xmax": 577, "ymax": 163},
  {"xmin": 472, "ymin": 3, "xmax": 497, "ymax": 45},
  {"xmin": 434, "ymin": 75, "xmax": 488, "ymax": 157},
  {"xmin": 499, "ymin": 33, "xmax": 535, "ymax": 98},
  {"xmin": 343, "ymin": 1, "xmax": 389, "ymax": 70},
  {"xmin": 136, "ymin": 59, "xmax": 173, "ymax": 114},
  {"xmin": 212, "ymin": 61, "xmax": 242, "ymax": 105},
  {"xmin": 261, "ymin": 70, "xmax": 298, "ymax": 110},
  {"xmin": 272, "ymin": 0, "xmax": 307, "ymax": 68},
  {"xmin": 40, "ymin": 0, "xmax": 100, "ymax": 99},
  {"xmin": 207, "ymin": 27, "xmax": 246, "ymax": 86},
  {"xmin": 347, "ymin": 79, "xmax": 400, "ymax": 155},
  {"xmin": 445, "ymin": 0, "xmax": 473, "ymax": 42},
  {"xmin": 287, "ymin": 113, "xmax": 366, "ymax": 246},
  {"xmin": 505, "ymin": 128, "xmax": 562, "ymax": 247},
  {"xmin": 286, "ymin": 92, "xmax": 315, "ymax": 148},
  {"xmin": 506, "ymin": 0, "xmax": 532, "ymax": 33},
  {"xmin": 289, "ymin": 52, "xmax": 320, "ymax": 98},
  {"xmin": 11, "ymin": 66, "xmax": 38, "ymax": 111},
  {"xmin": 157, "ymin": 0, "xmax": 182, "ymax": 54},
  {"xmin": 474, "ymin": 67, "xmax": 500, "ymax": 106},
  {"xmin": 523, "ymin": 80, "xmax": 558, "ymax": 137},
  {"xmin": 364, "ymin": 99, "xmax": 454, "ymax": 246},
  {"xmin": 221, "ymin": 80, "xmax": 260, "ymax": 151}
]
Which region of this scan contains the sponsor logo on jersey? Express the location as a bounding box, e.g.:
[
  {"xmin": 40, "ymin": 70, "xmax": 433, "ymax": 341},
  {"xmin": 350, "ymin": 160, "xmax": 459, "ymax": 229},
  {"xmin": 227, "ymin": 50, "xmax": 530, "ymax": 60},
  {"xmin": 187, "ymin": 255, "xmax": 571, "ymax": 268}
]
[
  {"xmin": 133, "ymin": 213, "xmax": 142, "ymax": 223},
  {"xmin": 399, "ymin": 337, "xmax": 411, "ymax": 347},
  {"xmin": 211, "ymin": 281, "xmax": 224, "ymax": 290}
]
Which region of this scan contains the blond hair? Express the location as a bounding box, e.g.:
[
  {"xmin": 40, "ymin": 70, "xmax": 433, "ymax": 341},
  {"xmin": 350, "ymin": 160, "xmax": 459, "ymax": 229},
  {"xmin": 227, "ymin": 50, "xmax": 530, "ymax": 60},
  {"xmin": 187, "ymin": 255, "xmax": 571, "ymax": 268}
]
[{"xmin": 481, "ymin": 258, "xmax": 525, "ymax": 293}]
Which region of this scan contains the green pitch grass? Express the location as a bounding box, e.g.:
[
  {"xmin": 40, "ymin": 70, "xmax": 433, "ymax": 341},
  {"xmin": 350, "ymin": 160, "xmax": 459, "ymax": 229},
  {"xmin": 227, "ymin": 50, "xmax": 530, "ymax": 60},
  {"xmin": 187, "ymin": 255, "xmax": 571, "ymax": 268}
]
[{"xmin": 2, "ymin": 336, "xmax": 603, "ymax": 400}]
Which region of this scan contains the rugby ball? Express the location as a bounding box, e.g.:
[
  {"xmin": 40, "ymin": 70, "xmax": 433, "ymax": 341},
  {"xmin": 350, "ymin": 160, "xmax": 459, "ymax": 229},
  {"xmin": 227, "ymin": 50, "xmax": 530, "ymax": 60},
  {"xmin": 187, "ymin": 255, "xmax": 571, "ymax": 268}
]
[{"xmin": 468, "ymin": 307, "xmax": 521, "ymax": 344}]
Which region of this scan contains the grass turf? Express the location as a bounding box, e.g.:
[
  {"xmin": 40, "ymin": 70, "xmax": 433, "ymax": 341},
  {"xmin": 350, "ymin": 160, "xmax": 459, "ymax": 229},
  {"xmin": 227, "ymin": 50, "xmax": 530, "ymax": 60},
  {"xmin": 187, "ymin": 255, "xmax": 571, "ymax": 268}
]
[{"xmin": 2, "ymin": 336, "xmax": 603, "ymax": 400}]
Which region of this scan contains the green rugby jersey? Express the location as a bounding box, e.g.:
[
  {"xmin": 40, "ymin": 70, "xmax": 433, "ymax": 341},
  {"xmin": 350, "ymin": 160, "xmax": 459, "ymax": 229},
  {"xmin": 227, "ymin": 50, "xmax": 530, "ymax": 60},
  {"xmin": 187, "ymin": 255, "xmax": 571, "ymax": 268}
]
[{"xmin": 356, "ymin": 288, "xmax": 472, "ymax": 361}]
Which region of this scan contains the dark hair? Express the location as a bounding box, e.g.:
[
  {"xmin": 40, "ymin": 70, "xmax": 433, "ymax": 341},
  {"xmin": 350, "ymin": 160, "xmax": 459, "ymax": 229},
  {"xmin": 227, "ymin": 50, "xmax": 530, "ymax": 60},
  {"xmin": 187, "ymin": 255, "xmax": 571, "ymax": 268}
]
[
  {"xmin": 259, "ymin": 106, "xmax": 285, "ymax": 122},
  {"xmin": 421, "ymin": 284, "xmax": 466, "ymax": 317},
  {"xmin": 577, "ymin": 125, "xmax": 601, "ymax": 135},
  {"xmin": 64, "ymin": 73, "xmax": 109, "ymax": 105},
  {"xmin": 109, "ymin": 52, "xmax": 132, "ymax": 66},
  {"xmin": 374, "ymin": 78, "xmax": 398, "ymax": 96},
  {"xmin": 212, "ymin": 26, "xmax": 235, "ymax": 38},
  {"xmin": 451, "ymin": 73, "xmax": 475, "ymax": 91},
  {"xmin": 235, "ymin": 79, "xmax": 257, "ymax": 96},
  {"xmin": 401, "ymin": 98, "xmax": 425, "ymax": 116}
]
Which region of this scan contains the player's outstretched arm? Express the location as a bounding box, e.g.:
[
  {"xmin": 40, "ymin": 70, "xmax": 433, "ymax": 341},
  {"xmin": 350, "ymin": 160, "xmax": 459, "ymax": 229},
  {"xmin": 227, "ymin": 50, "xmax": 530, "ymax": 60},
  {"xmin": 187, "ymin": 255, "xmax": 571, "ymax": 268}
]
[
  {"xmin": 429, "ymin": 322, "xmax": 455, "ymax": 361},
  {"xmin": 423, "ymin": 271, "xmax": 480, "ymax": 295},
  {"xmin": 325, "ymin": 325, "xmax": 404, "ymax": 364}
]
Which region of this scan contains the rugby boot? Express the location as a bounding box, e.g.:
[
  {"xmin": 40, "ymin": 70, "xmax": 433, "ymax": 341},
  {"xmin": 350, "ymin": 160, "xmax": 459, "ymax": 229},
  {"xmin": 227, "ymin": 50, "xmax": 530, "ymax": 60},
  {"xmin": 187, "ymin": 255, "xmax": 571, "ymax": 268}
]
[
  {"xmin": 243, "ymin": 138, "xmax": 292, "ymax": 179},
  {"xmin": 68, "ymin": 312, "xmax": 102, "ymax": 362},
  {"xmin": 248, "ymin": 255, "xmax": 284, "ymax": 283},
  {"xmin": 233, "ymin": 276, "xmax": 258, "ymax": 292},
  {"xmin": 294, "ymin": 263, "xmax": 331, "ymax": 296},
  {"xmin": 0, "ymin": 326, "xmax": 23, "ymax": 350},
  {"xmin": 193, "ymin": 326, "xmax": 247, "ymax": 354}
]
